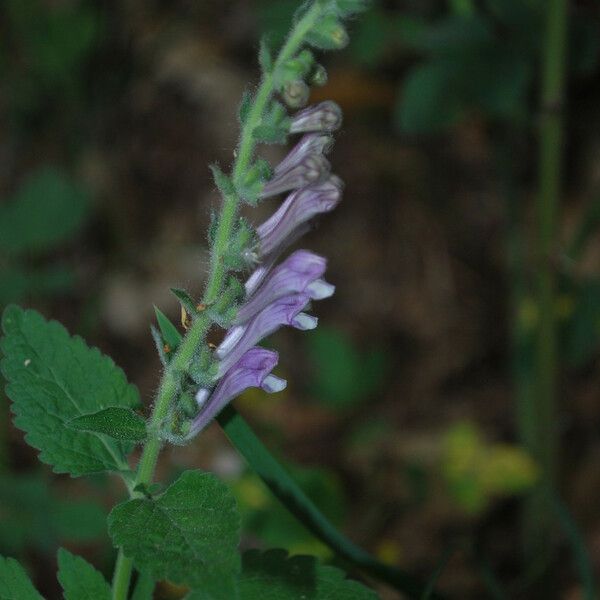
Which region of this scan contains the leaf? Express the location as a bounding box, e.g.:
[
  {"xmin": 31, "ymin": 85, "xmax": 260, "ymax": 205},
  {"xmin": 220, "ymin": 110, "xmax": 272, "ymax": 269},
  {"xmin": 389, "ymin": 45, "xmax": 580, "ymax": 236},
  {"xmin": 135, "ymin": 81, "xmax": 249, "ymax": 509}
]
[
  {"xmin": 57, "ymin": 548, "xmax": 111, "ymax": 600},
  {"xmin": 0, "ymin": 167, "xmax": 90, "ymax": 257},
  {"xmin": 154, "ymin": 306, "xmax": 183, "ymax": 350},
  {"xmin": 171, "ymin": 288, "xmax": 198, "ymax": 318},
  {"xmin": 237, "ymin": 549, "xmax": 378, "ymax": 599},
  {"xmin": 68, "ymin": 407, "xmax": 147, "ymax": 442},
  {"xmin": 239, "ymin": 90, "xmax": 253, "ymax": 124},
  {"xmin": 258, "ymin": 36, "xmax": 274, "ymax": 72},
  {"xmin": 0, "ymin": 305, "xmax": 140, "ymax": 476},
  {"xmin": 396, "ymin": 61, "xmax": 464, "ymax": 134},
  {"xmin": 0, "ymin": 556, "xmax": 42, "ymax": 600},
  {"xmin": 108, "ymin": 470, "xmax": 241, "ymax": 596},
  {"xmin": 306, "ymin": 328, "xmax": 388, "ymax": 409}
]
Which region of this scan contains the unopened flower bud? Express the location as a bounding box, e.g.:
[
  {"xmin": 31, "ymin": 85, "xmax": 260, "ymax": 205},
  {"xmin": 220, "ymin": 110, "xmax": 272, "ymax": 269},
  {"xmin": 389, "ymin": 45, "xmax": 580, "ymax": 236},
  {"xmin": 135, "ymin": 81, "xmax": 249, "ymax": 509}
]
[
  {"xmin": 283, "ymin": 79, "xmax": 310, "ymax": 109},
  {"xmin": 310, "ymin": 64, "xmax": 328, "ymax": 87},
  {"xmin": 260, "ymin": 154, "xmax": 330, "ymax": 199},
  {"xmin": 290, "ymin": 101, "xmax": 342, "ymax": 134}
]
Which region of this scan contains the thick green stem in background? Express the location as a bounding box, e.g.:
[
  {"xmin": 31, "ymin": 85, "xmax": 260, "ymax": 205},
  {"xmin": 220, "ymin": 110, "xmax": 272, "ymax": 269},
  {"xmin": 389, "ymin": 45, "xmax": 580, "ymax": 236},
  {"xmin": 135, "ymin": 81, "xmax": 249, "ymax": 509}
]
[
  {"xmin": 523, "ymin": 0, "xmax": 568, "ymax": 558},
  {"xmin": 217, "ymin": 406, "xmax": 443, "ymax": 600},
  {"xmin": 110, "ymin": 4, "xmax": 324, "ymax": 599}
]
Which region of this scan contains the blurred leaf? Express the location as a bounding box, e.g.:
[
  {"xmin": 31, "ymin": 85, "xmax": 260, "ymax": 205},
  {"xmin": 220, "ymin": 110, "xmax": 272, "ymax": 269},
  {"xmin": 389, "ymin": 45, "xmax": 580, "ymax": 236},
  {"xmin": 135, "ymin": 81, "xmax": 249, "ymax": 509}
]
[
  {"xmin": 57, "ymin": 548, "xmax": 111, "ymax": 600},
  {"xmin": 305, "ymin": 327, "xmax": 388, "ymax": 409},
  {"xmin": 0, "ymin": 167, "xmax": 90, "ymax": 257},
  {"xmin": 396, "ymin": 60, "xmax": 464, "ymax": 133},
  {"xmin": 5, "ymin": 0, "xmax": 100, "ymax": 87},
  {"xmin": 235, "ymin": 549, "xmax": 378, "ymax": 599},
  {"xmin": 0, "ymin": 556, "xmax": 42, "ymax": 599},
  {"xmin": 0, "ymin": 265, "xmax": 74, "ymax": 305},
  {"xmin": 563, "ymin": 280, "xmax": 600, "ymax": 368},
  {"xmin": 442, "ymin": 422, "xmax": 537, "ymax": 515},
  {"xmin": 0, "ymin": 473, "xmax": 105, "ymax": 555}
]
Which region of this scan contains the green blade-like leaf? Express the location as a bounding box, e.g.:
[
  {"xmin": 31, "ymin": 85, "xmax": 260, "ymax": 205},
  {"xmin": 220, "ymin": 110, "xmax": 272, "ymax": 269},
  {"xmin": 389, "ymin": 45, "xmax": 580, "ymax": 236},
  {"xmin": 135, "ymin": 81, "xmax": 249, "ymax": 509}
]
[
  {"xmin": 67, "ymin": 407, "xmax": 147, "ymax": 442},
  {"xmin": 0, "ymin": 305, "xmax": 140, "ymax": 476},
  {"xmin": 0, "ymin": 167, "xmax": 90, "ymax": 257},
  {"xmin": 57, "ymin": 548, "xmax": 111, "ymax": 600},
  {"xmin": 237, "ymin": 549, "xmax": 378, "ymax": 599},
  {"xmin": 0, "ymin": 556, "xmax": 43, "ymax": 600},
  {"xmin": 108, "ymin": 470, "xmax": 241, "ymax": 597}
]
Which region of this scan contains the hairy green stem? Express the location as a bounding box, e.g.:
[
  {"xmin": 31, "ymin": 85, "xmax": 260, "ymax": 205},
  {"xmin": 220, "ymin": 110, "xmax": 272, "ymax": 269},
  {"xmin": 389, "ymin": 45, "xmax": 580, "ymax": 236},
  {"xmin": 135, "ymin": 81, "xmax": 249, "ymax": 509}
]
[
  {"xmin": 110, "ymin": 4, "xmax": 325, "ymax": 599},
  {"xmin": 525, "ymin": 0, "xmax": 568, "ymax": 557}
]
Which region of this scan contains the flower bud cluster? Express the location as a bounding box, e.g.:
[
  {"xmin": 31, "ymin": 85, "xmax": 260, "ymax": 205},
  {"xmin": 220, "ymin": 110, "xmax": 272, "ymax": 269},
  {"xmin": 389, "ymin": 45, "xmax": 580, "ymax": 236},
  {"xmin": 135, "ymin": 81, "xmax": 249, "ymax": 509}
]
[{"xmin": 188, "ymin": 101, "xmax": 344, "ymax": 437}]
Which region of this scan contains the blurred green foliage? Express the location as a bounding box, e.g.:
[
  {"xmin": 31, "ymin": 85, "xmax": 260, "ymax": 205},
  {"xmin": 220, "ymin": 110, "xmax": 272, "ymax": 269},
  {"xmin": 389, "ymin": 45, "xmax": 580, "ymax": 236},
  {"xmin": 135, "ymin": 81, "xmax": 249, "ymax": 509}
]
[
  {"xmin": 0, "ymin": 0, "xmax": 101, "ymax": 125},
  {"xmin": 0, "ymin": 473, "xmax": 106, "ymax": 555},
  {"xmin": 0, "ymin": 167, "xmax": 91, "ymax": 304},
  {"xmin": 232, "ymin": 463, "xmax": 345, "ymax": 558},
  {"xmin": 305, "ymin": 327, "xmax": 388, "ymax": 409},
  {"xmin": 441, "ymin": 422, "xmax": 537, "ymax": 515}
]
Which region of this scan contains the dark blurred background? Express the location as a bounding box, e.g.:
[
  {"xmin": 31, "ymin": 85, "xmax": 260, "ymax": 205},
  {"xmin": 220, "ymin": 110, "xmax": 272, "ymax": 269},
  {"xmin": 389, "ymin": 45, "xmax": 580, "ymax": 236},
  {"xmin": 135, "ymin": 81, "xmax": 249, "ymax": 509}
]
[{"xmin": 1, "ymin": 1, "xmax": 600, "ymax": 598}]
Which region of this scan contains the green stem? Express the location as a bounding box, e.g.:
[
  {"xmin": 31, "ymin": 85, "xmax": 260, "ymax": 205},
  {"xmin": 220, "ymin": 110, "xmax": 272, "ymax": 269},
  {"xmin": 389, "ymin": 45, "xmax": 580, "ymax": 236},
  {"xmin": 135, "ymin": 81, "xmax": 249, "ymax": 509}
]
[
  {"xmin": 110, "ymin": 4, "xmax": 325, "ymax": 599},
  {"xmin": 217, "ymin": 407, "xmax": 444, "ymax": 600},
  {"xmin": 527, "ymin": 0, "xmax": 568, "ymax": 555}
]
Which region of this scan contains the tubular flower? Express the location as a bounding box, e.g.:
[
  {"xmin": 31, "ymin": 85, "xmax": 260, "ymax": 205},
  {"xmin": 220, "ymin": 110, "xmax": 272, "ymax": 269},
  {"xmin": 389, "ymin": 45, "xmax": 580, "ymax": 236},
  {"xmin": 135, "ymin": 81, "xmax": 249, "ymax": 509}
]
[
  {"xmin": 289, "ymin": 101, "xmax": 343, "ymax": 133},
  {"xmin": 191, "ymin": 347, "xmax": 286, "ymax": 437},
  {"xmin": 215, "ymin": 293, "xmax": 316, "ymax": 377},
  {"xmin": 190, "ymin": 102, "xmax": 343, "ymax": 435}
]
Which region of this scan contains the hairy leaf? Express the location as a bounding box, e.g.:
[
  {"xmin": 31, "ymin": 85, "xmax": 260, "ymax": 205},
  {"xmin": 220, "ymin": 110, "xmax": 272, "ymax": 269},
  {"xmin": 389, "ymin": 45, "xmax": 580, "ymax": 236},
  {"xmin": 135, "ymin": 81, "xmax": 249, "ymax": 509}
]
[
  {"xmin": 0, "ymin": 556, "xmax": 42, "ymax": 600},
  {"xmin": 57, "ymin": 548, "xmax": 111, "ymax": 600},
  {"xmin": 68, "ymin": 407, "xmax": 147, "ymax": 442},
  {"xmin": 0, "ymin": 306, "xmax": 140, "ymax": 476},
  {"xmin": 108, "ymin": 470, "xmax": 241, "ymax": 597}
]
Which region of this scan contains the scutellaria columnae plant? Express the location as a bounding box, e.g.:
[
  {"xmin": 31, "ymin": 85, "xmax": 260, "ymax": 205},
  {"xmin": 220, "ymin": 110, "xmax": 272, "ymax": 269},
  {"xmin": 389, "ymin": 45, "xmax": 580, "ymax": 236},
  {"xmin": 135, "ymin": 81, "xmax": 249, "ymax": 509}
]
[{"xmin": 0, "ymin": 2, "xmax": 438, "ymax": 599}]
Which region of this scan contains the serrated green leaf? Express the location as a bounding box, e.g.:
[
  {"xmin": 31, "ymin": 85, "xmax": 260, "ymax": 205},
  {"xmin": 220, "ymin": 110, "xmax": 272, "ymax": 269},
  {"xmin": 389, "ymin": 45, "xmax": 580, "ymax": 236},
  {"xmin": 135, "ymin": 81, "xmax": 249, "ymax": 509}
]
[
  {"xmin": 108, "ymin": 470, "xmax": 241, "ymax": 597},
  {"xmin": 0, "ymin": 305, "xmax": 139, "ymax": 476},
  {"xmin": 237, "ymin": 549, "xmax": 378, "ymax": 599},
  {"xmin": 0, "ymin": 556, "xmax": 42, "ymax": 600},
  {"xmin": 154, "ymin": 306, "xmax": 183, "ymax": 349},
  {"xmin": 57, "ymin": 548, "xmax": 111, "ymax": 600},
  {"xmin": 68, "ymin": 407, "xmax": 147, "ymax": 442},
  {"xmin": 0, "ymin": 167, "xmax": 90, "ymax": 257}
]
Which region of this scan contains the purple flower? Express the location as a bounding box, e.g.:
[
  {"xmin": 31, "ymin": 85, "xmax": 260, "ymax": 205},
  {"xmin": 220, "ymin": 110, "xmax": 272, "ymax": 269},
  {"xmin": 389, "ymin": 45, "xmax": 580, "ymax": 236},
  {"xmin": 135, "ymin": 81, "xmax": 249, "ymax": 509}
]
[
  {"xmin": 273, "ymin": 134, "xmax": 333, "ymax": 176},
  {"xmin": 235, "ymin": 249, "xmax": 334, "ymax": 325},
  {"xmin": 260, "ymin": 154, "xmax": 330, "ymax": 199},
  {"xmin": 257, "ymin": 175, "xmax": 343, "ymax": 258},
  {"xmin": 216, "ymin": 293, "xmax": 316, "ymax": 377},
  {"xmin": 191, "ymin": 347, "xmax": 286, "ymax": 436},
  {"xmin": 289, "ymin": 101, "xmax": 343, "ymax": 134}
]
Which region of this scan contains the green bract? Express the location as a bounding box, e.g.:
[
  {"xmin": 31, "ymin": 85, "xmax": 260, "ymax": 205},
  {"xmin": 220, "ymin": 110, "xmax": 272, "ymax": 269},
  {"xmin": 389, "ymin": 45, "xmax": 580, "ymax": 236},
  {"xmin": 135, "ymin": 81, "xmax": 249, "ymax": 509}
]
[{"xmin": 0, "ymin": 306, "xmax": 140, "ymax": 476}]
